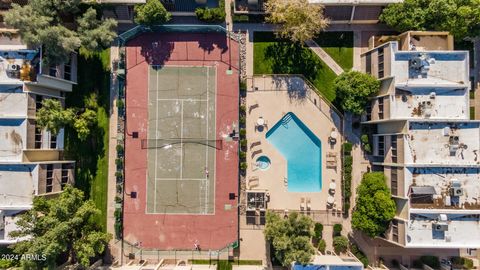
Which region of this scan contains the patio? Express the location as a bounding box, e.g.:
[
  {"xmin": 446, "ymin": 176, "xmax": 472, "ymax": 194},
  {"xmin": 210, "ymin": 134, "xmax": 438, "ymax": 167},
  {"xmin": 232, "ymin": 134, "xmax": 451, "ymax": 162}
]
[{"xmin": 244, "ymin": 75, "xmax": 343, "ymax": 213}]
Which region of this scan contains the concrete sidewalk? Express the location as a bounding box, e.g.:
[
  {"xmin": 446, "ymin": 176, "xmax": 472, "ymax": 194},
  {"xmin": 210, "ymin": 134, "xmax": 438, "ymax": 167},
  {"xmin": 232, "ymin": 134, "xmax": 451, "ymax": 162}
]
[{"xmin": 305, "ymin": 39, "xmax": 344, "ymax": 75}]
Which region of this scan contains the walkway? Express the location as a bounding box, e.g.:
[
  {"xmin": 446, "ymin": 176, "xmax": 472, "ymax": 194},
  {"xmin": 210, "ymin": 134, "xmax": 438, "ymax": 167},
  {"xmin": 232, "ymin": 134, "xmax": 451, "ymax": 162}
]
[
  {"xmin": 106, "ymin": 45, "xmax": 121, "ymax": 263},
  {"xmin": 305, "ymin": 40, "xmax": 344, "ymax": 75}
]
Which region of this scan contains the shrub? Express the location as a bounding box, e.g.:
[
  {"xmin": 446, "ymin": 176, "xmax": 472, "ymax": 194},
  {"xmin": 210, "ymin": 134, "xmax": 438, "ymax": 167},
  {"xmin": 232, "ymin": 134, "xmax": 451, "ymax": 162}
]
[
  {"xmin": 115, "ymin": 171, "xmax": 123, "ymax": 179},
  {"xmin": 314, "ymin": 223, "xmax": 323, "ymax": 239},
  {"xmin": 240, "ymin": 129, "xmax": 247, "ymax": 137},
  {"xmin": 361, "ymin": 134, "xmax": 369, "ymax": 144},
  {"xmin": 363, "ymin": 143, "xmax": 372, "ymax": 154},
  {"xmin": 318, "ymin": 239, "xmax": 326, "ymax": 253},
  {"xmin": 420, "ymin": 256, "xmax": 440, "ymax": 269},
  {"xmin": 115, "ymin": 158, "xmax": 123, "ymax": 167},
  {"xmin": 240, "ymin": 105, "xmax": 246, "ymax": 114},
  {"xmin": 343, "ymin": 142, "xmax": 353, "ymax": 154},
  {"xmin": 452, "ymin": 257, "xmax": 474, "ymax": 269},
  {"xmin": 116, "ymin": 99, "xmax": 125, "ymax": 109},
  {"xmin": 115, "ymin": 196, "xmax": 122, "ymax": 203},
  {"xmin": 350, "ymin": 243, "xmax": 369, "ymax": 267},
  {"xmin": 333, "ymin": 236, "xmax": 348, "ymax": 254},
  {"xmin": 114, "ymin": 221, "xmax": 122, "ymax": 239},
  {"xmin": 333, "ymin": 224, "xmax": 342, "ymax": 237},
  {"xmin": 240, "ymin": 116, "xmax": 246, "ymax": 125},
  {"xmin": 239, "ymin": 151, "xmax": 246, "ymax": 160},
  {"xmin": 195, "ymin": 0, "xmax": 225, "ymax": 22},
  {"xmin": 240, "ymin": 139, "xmax": 247, "ymax": 148},
  {"xmin": 240, "ymin": 162, "xmax": 247, "ymax": 170},
  {"xmin": 116, "ymin": 144, "xmax": 124, "ymax": 153}
]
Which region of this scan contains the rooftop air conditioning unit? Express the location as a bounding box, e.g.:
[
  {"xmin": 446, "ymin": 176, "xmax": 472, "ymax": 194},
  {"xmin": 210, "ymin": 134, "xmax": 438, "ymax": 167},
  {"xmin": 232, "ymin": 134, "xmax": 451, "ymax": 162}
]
[
  {"xmin": 438, "ymin": 214, "xmax": 448, "ymax": 222},
  {"xmin": 410, "ymin": 57, "xmax": 423, "ymax": 70},
  {"xmin": 432, "ymin": 223, "xmax": 449, "ymax": 231},
  {"xmin": 450, "ymin": 187, "xmax": 464, "ymax": 197},
  {"xmin": 430, "ymin": 92, "xmax": 436, "ymax": 99}
]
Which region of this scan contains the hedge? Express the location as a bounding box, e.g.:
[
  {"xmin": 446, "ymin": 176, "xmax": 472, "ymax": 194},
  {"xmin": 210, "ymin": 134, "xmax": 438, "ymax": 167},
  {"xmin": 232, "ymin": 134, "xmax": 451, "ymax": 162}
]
[
  {"xmin": 350, "ymin": 243, "xmax": 369, "ymax": 267},
  {"xmin": 314, "ymin": 223, "xmax": 323, "ymax": 239},
  {"xmin": 420, "ymin": 256, "xmax": 440, "ymax": 269},
  {"xmin": 333, "ymin": 224, "xmax": 342, "ymax": 237},
  {"xmin": 195, "ymin": 0, "xmax": 225, "ymax": 22},
  {"xmin": 343, "ymin": 144, "xmax": 353, "ymax": 215}
]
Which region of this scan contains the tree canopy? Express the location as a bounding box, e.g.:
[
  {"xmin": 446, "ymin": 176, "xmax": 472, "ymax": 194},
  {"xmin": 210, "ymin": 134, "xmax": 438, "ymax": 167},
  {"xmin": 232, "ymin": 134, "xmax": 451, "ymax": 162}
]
[
  {"xmin": 4, "ymin": 0, "xmax": 117, "ymax": 65},
  {"xmin": 36, "ymin": 98, "xmax": 97, "ymax": 141},
  {"xmin": 351, "ymin": 172, "xmax": 396, "ymax": 238},
  {"xmin": 134, "ymin": 0, "xmax": 172, "ymax": 25},
  {"xmin": 379, "ymin": 0, "xmax": 480, "ymax": 40},
  {"xmin": 10, "ymin": 186, "xmax": 111, "ymax": 268},
  {"xmin": 265, "ymin": 0, "xmax": 329, "ymax": 44},
  {"xmin": 333, "ymin": 71, "xmax": 380, "ymax": 115},
  {"xmin": 264, "ymin": 211, "xmax": 315, "ymax": 266}
]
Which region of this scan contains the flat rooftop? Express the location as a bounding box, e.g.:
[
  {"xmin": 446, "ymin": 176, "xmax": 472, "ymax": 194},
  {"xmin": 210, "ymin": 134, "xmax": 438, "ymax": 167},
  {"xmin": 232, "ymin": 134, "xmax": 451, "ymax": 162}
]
[
  {"xmin": 406, "ymin": 211, "xmax": 480, "ymax": 248},
  {"xmin": 406, "ymin": 167, "xmax": 480, "ymax": 209},
  {"xmin": 391, "ymin": 87, "xmax": 469, "ymax": 120},
  {"xmin": 390, "ymin": 48, "xmax": 469, "ymax": 88},
  {"xmin": 0, "ymin": 210, "xmax": 29, "ymax": 244},
  {"xmin": 0, "ymin": 164, "xmax": 38, "ymax": 209},
  {"xmin": 0, "ymin": 119, "xmax": 27, "ymax": 163},
  {"xmin": 404, "ymin": 122, "xmax": 480, "ymax": 166},
  {"xmin": 0, "ymin": 50, "xmax": 38, "ymax": 85}
]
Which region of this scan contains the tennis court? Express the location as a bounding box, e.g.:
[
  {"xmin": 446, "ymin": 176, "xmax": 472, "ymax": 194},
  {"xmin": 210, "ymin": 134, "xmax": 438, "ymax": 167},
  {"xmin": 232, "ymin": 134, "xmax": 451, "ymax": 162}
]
[{"xmin": 145, "ymin": 66, "xmax": 218, "ymax": 214}]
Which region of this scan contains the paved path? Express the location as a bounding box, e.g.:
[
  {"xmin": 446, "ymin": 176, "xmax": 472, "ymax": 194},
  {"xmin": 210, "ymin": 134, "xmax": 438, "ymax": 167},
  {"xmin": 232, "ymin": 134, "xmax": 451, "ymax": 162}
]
[
  {"xmin": 473, "ymin": 38, "xmax": 480, "ymax": 120},
  {"xmin": 305, "ymin": 39, "xmax": 344, "ymax": 75},
  {"xmin": 107, "ymin": 45, "xmax": 121, "ymax": 264}
]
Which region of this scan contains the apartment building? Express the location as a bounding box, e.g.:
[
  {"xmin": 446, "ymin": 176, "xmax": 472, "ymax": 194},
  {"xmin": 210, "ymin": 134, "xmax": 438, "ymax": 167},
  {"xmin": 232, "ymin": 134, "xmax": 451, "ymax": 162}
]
[
  {"xmin": 0, "ymin": 33, "xmax": 76, "ymax": 244},
  {"xmin": 361, "ymin": 31, "xmax": 480, "ymax": 249}
]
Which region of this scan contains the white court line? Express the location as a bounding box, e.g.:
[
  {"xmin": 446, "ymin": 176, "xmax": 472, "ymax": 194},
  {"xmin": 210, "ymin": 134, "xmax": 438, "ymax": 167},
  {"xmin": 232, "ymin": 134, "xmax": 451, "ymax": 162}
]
[
  {"xmin": 204, "ymin": 66, "xmax": 210, "ymax": 214},
  {"xmin": 180, "ymin": 99, "xmax": 184, "ymax": 179},
  {"xmin": 153, "ymin": 68, "xmax": 159, "ymax": 213},
  {"xmin": 157, "ymin": 98, "xmax": 207, "ymax": 102}
]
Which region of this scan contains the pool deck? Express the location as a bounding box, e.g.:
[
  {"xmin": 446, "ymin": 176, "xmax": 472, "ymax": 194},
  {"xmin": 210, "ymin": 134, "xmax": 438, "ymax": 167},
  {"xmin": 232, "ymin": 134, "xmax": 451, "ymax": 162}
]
[{"xmin": 245, "ymin": 75, "xmax": 343, "ymax": 213}]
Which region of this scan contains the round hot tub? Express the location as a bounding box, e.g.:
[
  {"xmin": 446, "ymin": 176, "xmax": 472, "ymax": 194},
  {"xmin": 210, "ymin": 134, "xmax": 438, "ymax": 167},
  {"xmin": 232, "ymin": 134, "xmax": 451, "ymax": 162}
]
[{"xmin": 256, "ymin": 156, "xmax": 271, "ymax": 170}]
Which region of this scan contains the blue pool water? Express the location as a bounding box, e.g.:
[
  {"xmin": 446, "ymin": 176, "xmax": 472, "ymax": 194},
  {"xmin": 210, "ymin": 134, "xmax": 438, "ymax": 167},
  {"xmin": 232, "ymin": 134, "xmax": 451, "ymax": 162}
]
[{"xmin": 266, "ymin": 112, "xmax": 322, "ymax": 192}]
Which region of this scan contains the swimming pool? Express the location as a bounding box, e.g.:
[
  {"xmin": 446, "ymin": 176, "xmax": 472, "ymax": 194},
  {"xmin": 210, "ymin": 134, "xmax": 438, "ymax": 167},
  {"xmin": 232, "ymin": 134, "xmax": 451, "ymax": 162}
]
[{"xmin": 266, "ymin": 112, "xmax": 322, "ymax": 192}]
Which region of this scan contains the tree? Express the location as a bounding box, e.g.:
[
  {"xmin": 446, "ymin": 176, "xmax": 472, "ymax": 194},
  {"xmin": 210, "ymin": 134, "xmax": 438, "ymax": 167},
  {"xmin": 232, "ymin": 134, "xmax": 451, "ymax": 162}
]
[
  {"xmin": 36, "ymin": 99, "xmax": 75, "ymax": 136},
  {"xmin": 333, "ymin": 71, "xmax": 380, "ymax": 115},
  {"xmin": 264, "ymin": 0, "xmax": 329, "ymax": 44},
  {"xmin": 4, "ymin": 0, "xmax": 117, "ymax": 65},
  {"xmin": 9, "ymin": 186, "xmax": 111, "ymax": 268},
  {"xmin": 195, "ymin": 0, "xmax": 226, "ymax": 23},
  {"xmin": 264, "ymin": 211, "xmax": 315, "ymax": 266},
  {"xmin": 351, "ymin": 172, "xmax": 396, "ymax": 237},
  {"xmin": 77, "ymin": 8, "xmax": 118, "ymax": 51},
  {"xmin": 379, "ymin": 0, "xmax": 480, "ymax": 40},
  {"xmin": 134, "ymin": 0, "xmax": 172, "ymax": 25},
  {"xmin": 36, "ymin": 99, "xmax": 97, "ymax": 141},
  {"xmin": 333, "ymin": 236, "xmax": 348, "ymax": 254}
]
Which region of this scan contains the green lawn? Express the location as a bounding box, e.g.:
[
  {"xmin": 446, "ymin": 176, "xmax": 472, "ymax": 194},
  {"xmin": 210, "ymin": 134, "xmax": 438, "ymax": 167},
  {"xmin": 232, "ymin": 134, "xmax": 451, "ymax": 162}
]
[
  {"xmin": 313, "ymin": 31, "xmax": 354, "ymax": 70},
  {"xmin": 253, "ymin": 32, "xmax": 338, "ymax": 102},
  {"xmin": 64, "ymin": 48, "xmax": 111, "ymax": 230}
]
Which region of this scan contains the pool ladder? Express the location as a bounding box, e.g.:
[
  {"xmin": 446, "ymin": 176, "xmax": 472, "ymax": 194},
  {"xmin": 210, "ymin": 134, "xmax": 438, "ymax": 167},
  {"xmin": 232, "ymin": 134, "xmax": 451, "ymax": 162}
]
[{"xmin": 282, "ymin": 114, "xmax": 293, "ymax": 127}]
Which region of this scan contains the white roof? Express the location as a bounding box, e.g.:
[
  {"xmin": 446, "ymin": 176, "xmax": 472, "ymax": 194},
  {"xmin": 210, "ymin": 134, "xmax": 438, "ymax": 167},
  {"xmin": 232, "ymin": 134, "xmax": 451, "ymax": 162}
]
[
  {"xmin": 308, "ymin": 0, "xmax": 401, "ymax": 4},
  {"xmin": 0, "ymin": 164, "xmax": 38, "ymax": 209},
  {"xmin": 389, "ymin": 87, "xmax": 469, "ymax": 120},
  {"xmin": 406, "ymin": 210, "xmax": 480, "ymax": 248},
  {"xmin": 404, "ymin": 122, "xmax": 480, "ymax": 166}
]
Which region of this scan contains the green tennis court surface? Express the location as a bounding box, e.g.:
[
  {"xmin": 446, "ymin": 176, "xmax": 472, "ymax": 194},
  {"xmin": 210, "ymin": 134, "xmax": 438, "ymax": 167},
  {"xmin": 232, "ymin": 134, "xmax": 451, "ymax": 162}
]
[{"xmin": 146, "ymin": 66, "xmax": 217, "ymax": 214}]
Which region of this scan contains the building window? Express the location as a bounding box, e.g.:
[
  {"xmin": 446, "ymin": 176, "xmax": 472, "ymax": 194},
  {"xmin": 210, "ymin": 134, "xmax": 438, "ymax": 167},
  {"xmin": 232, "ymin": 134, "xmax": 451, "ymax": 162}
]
[
  {"xmin": 378, "ymin": 98, "xmax": 384, "ymax": 119},
  {"xmin": 366, "ymin": 103, "xmax": 372, "ymax": 121},
  {"xmin": 365, "ymin": 52, "xmax": 372, "ymax": 75},
  {"xmin": 35, "ymin": 125, "xmax": 42, "ymax": 149},
  {"xmin": 391, "ymin": 168, "xmax": 398, "ymax": 196},
  {"xmin": 64, "ymin": 58, "xmax": 71, "ymax": 81},
  {"xmin": 61, "ymin": 164, "xmax": 70, "ymax": 189},
  {"xmin": 46, "ymin": 164, "xmax": 53, "ymax": 193},
  {"xmin": 378, "ymin": 47, "xmax": 384, "ymax": 78},
  {"xmin": 378, "ymin": 136, "xmax": 385, "ymax": 156},
  {"xmin": 391, "ymin": 135, "xmax": 397, "ymax": 163},
  {"xmin": 392, "ymin": 219, "xmax": 399, "ymax": 242},
  {"xmin": 35, "ymin": 95, "xmax": 43, "ymax": 112},
  {"xmin": 50, "ymin": 134, "xmax": 57, "ymax": 149}
]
